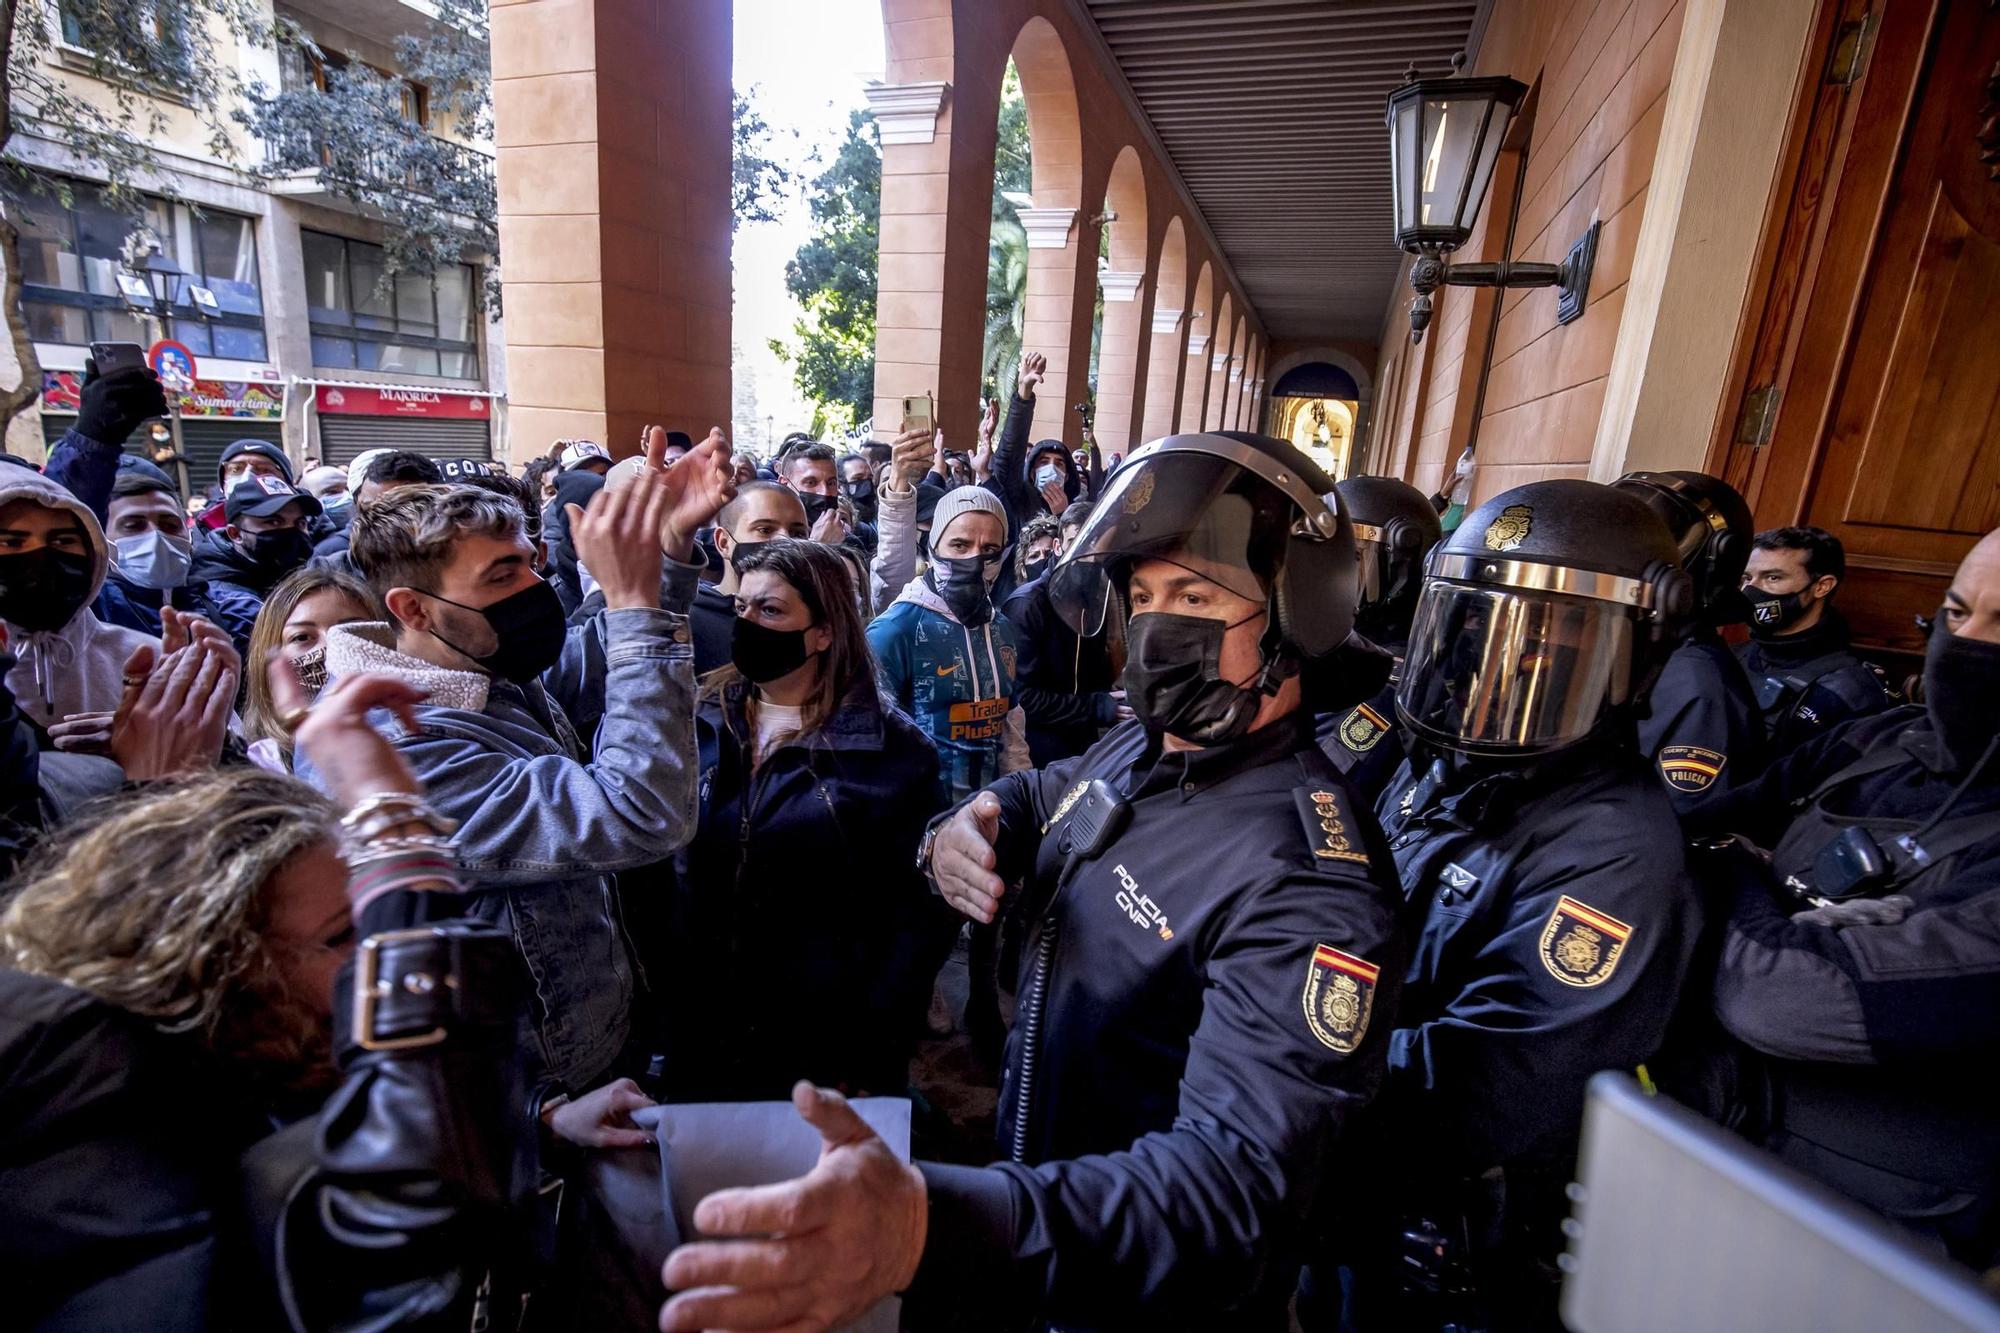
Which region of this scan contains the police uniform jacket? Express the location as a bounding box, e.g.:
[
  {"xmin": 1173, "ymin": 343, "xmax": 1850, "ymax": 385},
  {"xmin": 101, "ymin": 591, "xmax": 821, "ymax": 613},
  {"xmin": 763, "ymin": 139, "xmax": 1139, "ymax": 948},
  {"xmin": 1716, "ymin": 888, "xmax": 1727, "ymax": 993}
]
[
  {"xmin": 1316, "ymin": 631, "xmax": 1409, "ymax": 805},
  {"xmin": 1373, "ymin": 738, "xmax": 1703, "ymax": 1175},
  {"xmin": 1683, "ymin": 706, "xmax": 2000, "ymax": 1262},
  {"xmin": 1734, "ymin": 610, "xmax": 1897, "ymax": 760},
  {"xmin": 907, "ymin": 714, "xmax": 1408, "ymax": 1329},
  {"xmin": 1639, "ymin": 624, "xmax": 1766, "ymax": 813}
]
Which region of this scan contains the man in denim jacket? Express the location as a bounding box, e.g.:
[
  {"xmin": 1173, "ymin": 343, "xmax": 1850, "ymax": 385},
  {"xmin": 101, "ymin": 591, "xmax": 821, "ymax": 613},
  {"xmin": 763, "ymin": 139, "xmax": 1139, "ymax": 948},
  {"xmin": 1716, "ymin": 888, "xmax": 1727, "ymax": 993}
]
[{"xmin": 309, "ymin": 432, "xmax": 737, "ymax": 1091}]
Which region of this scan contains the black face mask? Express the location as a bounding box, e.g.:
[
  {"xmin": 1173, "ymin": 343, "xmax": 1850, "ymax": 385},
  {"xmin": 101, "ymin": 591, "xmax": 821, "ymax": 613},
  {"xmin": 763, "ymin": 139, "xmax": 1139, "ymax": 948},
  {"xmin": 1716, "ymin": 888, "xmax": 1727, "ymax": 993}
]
[
  {"xmin": 843, "ymin": 478, "xmax": 874, "ymax": 504},
  {"xmin": 732, "ymin": 615, "xmax": 817, "ymax": 684},
  {"xmin": 242, "ymin": 527, "xmax": 313, "ymax": 575},
  {"xmin": 727, "ymin": 538, "xmax": 768, "ymax": 575},
  {"xmin": 0, "ymin": 547, "xmax": 95, "ymax": 633},
  {"xmin": 1922, "ymin": 615, "xmax": 2000, "ymax": 774},
  {"xmin": 800, "ymin": 492, "xmax": 840, "ymax": 526},
  {"xmin": 1123, "ymin": 609, "xmax": 1268, "ymax": 745},
  {"xmin": 925, "ymin": 553, "xmax": 996, "ymax": 627},
  {"xmin": 1746, "ymin": 586, "xmax": 1813, "ymax": 637},
  {"xmin": 423, "ymin": 579, "xmax": 568, "ymax": 683},
  {"xmin": 1021, "ymin": 555, "xmax": 1050, "ymax": 586}
]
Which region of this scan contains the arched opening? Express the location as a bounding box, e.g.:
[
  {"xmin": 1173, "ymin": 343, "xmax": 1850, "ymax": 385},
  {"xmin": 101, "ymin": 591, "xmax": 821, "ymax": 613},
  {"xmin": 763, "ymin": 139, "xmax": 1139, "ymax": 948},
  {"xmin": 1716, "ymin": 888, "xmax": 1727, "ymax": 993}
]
[
  {"xmin": 995, "ymin": 16, "xmax": 1084, "ymax": 442},
  {"xmin": 1179, "ymin": 261, "xmax": 1213, "ymax": 430},
  {"xmin": 1224, "ymin": 314, "xmax": 1247, "ymax": 428},
  {"xmin": 1265, "ymin": 344, "xmax": 1375, "ymax": 465},
  {"xmin": 1269, "ymin": 361, "xmax": 1362, "ymax": 478},
  {"xmin": 1142, "ymin": 217, "xmax": 1188, "ymax": 439},
  {"xmin": 1090, "ymin": 146, "xmax": 1149, "ymax": 453},
  {"xmin": 1204, "ymin": 291, "xmax": 1234, "ymax": 429}
]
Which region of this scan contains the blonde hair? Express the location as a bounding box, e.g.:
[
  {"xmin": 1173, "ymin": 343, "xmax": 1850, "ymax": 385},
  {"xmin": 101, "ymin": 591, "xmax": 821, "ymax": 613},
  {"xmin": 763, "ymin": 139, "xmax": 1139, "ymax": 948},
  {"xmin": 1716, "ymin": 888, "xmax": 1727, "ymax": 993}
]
[
  {"xmin": 241, "ymin": 565, "xmax": 385, "ymax": 754},
  {"xmin": 0, "ymin": 770, "xmax": 340, "ymax": 1090}
]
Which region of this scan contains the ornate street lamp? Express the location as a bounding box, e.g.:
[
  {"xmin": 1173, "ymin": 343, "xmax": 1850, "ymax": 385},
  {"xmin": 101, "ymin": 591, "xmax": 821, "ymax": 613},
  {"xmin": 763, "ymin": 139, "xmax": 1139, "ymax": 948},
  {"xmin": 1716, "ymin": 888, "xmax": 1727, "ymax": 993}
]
[{"xmin": 1385, "ymin": 63, "xmax": 1598, "ymax": 342}]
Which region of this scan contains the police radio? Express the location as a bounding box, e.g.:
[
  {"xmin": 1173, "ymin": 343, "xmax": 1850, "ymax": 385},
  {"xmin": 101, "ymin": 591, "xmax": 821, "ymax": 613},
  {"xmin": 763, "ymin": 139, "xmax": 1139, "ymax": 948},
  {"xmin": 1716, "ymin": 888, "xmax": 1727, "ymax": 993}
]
[{"xmin": 1057, "ymin": 779, "xmax": 1129, "ymax": 860}]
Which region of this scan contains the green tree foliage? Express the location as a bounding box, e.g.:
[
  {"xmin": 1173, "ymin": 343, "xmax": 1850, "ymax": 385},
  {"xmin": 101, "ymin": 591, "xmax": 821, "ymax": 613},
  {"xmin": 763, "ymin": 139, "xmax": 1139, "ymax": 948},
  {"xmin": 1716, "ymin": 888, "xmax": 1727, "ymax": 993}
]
[
  {"xmin": 981, "ymin": 61, "xmax": 1029, "ymax": 403},
  {"xmin": 240, "ymin": 0, "xmax": 495, "ymax": 304},
  {"xmin": 1, "ymin": 0, "xmax": 276, "ymax": 420},
  {"xmin": 732, "ymin": 86, "xmax": 796, "ymax": 231},
  {"xmin": 771, "ymin": 108, "xmax": 877, "ymax": 429}
]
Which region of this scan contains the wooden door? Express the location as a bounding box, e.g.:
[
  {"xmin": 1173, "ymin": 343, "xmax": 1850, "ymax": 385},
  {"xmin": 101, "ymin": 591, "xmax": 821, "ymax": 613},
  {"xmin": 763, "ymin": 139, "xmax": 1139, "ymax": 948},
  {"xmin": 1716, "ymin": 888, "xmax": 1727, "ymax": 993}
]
[{"xmin": 1712, "ymin": 0, "xmax": 2000, "ymax": 663}]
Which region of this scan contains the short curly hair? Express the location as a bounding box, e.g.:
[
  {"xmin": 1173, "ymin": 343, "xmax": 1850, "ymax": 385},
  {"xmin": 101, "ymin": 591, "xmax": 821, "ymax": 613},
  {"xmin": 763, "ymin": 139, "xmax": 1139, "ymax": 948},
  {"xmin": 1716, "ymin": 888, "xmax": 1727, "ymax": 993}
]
[
  {"xmin": 348, "ymin": 482, "xmax": 527, "ymax": 598},
  {"xmin": 0, "ymin": 769, "xmax": 341, "ymax": 1093}
]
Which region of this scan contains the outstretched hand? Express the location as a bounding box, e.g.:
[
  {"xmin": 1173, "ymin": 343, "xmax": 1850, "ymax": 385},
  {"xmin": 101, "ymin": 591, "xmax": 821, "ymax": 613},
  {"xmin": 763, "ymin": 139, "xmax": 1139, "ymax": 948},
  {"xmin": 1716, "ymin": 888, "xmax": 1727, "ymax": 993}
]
[
  {"xmin": 659, "ymin": 1082, "xmax": 927, "ymax": 1333},
  {"xmin": 932, "ymin": 791, "xmax": 1005, "ymax": 923},
  {"xmin": 648, "ymin": 425, "xmax": 737, "ymax": 558},
  {"xmin": 108, "ymin": 635, "xmax": 240, "ymax": 780}
]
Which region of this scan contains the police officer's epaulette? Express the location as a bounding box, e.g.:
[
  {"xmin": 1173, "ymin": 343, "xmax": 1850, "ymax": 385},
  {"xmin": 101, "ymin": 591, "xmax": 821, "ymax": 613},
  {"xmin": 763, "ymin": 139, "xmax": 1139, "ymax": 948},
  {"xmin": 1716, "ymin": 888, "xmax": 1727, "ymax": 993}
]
[{"xmin": 1293, "ymin": 784, "xmax": 1372, "ymax": 869}]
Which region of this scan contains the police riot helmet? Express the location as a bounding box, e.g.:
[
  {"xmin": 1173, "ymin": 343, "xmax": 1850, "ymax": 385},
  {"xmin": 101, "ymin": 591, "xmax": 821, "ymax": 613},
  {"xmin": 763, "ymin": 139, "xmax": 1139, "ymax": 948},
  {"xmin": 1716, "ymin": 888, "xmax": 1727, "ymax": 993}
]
[
  {"xmin": 1337, "ymin": 474, "xmax": 1442, "ymax": 636},
  {"xmin": 1398, "ymin": 478, "xmax": 1694, "ymax": 754},
  {"xmin": 1609, "ymin": 470, "xmax": 1753, "ymax": 624},
  {"xmin": 1050, "ymin": 430, "xmax": 1359, "ymax": 663}
]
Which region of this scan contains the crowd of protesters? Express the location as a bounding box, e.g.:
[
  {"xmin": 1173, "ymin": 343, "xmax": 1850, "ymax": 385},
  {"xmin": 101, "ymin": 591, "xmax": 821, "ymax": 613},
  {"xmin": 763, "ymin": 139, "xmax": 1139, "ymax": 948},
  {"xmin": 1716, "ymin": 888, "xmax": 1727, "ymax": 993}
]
[{"xmin": 1, "ymin": 348, "xmax": 1993, "ymax": 1333}]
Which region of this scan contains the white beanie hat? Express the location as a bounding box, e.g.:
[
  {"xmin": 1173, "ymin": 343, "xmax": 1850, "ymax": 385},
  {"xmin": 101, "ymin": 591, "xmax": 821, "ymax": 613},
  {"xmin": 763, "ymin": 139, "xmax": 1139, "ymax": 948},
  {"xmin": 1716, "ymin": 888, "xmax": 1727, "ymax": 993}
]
[{"xmin": 930, "ymin": 485, "xmax": 1006, "ymax": 541}]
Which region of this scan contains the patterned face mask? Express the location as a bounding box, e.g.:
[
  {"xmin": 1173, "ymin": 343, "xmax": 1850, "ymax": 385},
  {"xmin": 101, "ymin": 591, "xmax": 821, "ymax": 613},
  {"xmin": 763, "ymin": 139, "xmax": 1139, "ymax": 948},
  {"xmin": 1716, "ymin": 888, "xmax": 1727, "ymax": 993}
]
[{"xmin": 292, "ymin": 645, "xmax": 329, "ymax": 696}]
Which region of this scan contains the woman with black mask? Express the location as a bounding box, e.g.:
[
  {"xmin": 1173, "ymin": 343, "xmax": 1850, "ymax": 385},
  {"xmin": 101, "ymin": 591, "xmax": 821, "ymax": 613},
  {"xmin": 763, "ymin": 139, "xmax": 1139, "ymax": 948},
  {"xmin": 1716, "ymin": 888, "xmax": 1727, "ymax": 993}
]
[{"xmin": 647, "ymin": 538, "xmax": 951, "ymax": 1101}]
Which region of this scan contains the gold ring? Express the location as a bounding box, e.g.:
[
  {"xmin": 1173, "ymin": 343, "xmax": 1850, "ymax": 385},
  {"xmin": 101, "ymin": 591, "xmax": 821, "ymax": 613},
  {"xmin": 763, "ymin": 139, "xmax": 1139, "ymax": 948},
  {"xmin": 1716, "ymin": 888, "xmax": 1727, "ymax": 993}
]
[
  {"xmin": 121, "ymin": 674, "xmax": 147, "ymax": 689},
  {"xmin": 278, "ymin": 706, "xmax": 311, "ymax": 731}
]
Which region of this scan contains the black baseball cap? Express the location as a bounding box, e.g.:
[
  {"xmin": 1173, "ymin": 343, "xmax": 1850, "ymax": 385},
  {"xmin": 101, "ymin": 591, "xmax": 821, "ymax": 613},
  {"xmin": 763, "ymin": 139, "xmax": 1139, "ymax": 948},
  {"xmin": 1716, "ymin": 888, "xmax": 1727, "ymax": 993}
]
[{"xmin": 225, "ymin": 474, "xmax": 322, "ymax": 524}]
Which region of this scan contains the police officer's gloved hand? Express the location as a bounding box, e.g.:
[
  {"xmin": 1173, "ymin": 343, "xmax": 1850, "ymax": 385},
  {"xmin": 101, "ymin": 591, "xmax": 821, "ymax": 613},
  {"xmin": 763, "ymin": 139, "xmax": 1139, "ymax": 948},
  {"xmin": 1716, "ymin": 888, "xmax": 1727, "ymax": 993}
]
[
  {"xmin": 76, "ymin": 365, "xmax": 170, "ymax": 445},
  {"xmin": 1793, "ymin": 894, "xmax": 1913, "ymax": 928}
]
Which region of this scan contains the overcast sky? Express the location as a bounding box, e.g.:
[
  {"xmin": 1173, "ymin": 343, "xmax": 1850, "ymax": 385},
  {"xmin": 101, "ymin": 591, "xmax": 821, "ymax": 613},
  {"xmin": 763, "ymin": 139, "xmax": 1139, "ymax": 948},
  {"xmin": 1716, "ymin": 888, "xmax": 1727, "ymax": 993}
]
[{"xmin": 732, "ymin": 0, "xmax": 886, "ymax": 444}]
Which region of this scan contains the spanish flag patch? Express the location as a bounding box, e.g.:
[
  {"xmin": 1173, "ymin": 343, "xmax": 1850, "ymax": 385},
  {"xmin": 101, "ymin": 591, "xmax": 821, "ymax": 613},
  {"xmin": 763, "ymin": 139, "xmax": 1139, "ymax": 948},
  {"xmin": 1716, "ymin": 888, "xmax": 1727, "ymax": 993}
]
[
  {"xmin": 1539, "ymin": 896, "xmax": 1634, "ymax": 988},
  {"xmin": 1302, "ymin": 944, "xmax": 1378, "ymax": 1053}
]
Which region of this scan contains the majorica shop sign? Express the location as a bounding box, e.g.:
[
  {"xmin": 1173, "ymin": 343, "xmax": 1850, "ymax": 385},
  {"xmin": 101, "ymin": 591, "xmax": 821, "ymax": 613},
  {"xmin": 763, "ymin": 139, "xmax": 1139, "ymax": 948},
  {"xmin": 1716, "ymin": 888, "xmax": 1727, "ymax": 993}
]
[{"xmin": 315, "ymin": 385, "xmax": 490, "ymax": 419}]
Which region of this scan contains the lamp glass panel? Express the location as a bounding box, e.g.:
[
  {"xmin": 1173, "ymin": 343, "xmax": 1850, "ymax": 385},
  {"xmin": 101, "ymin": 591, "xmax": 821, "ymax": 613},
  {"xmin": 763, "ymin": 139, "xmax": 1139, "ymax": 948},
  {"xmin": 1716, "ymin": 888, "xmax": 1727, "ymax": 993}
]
[
  {"xmin": 1391, "ymin": 97, "xmax": 1423, "ymax": 235},
  {"xmin": 1419, "ymin": 92, "xmax": 1488, "ymax": 232},
  {"xmin": 1460, "ymin": 107, "xmax": 1511, "ymax": 234}
]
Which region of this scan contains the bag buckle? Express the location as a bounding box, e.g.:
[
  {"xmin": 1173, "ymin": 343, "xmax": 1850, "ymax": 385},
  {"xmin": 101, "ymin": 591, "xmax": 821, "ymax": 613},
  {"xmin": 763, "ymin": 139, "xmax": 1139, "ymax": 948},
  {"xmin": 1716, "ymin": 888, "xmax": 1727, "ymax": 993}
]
[{"xmin": 354, "ymin": 927, "xmax": 454, "ymax": 1051}]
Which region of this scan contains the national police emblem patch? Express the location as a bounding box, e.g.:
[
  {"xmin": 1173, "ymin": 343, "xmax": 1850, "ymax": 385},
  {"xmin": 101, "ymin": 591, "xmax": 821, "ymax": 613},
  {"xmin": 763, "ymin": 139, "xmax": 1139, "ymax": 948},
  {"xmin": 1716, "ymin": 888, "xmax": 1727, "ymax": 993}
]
[
  {"xmin": 1302, "ymin": 944, "xmax": 1378, "ymax": 1053},
  {"xmin": 1657, "ymin": 744, "xmax": 1726, "ymax": 793},
  {"xmin": 1483, "ymin": 503, "xmax": 1534, "ymax": 552},
  {"xmin": 1539, "ymin": 895, "xmax": 1634, "ymax": 988},
  {"xmin": 1337, "ymin": 702, "xmax": 1390, "ymax": 753}
]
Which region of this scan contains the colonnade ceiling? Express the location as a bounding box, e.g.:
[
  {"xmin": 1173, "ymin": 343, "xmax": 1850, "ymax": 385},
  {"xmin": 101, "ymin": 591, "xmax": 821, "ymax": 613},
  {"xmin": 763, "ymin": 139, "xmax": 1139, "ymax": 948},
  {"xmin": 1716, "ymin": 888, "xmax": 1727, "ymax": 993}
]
[{"xmin": 1079, "ymin": 0, "xmax": 1481, "ymax": 341}]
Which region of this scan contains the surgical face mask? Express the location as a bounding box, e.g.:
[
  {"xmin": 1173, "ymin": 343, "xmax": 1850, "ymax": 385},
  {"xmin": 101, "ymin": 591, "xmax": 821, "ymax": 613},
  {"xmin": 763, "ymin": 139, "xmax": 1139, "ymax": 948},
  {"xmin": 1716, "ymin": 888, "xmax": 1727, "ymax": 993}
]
[
  {"xmin": 1922, "ymin": 615, "xmax": 2000, "ymax": 774},
  {"xmin": 925, "ymin": 552, "xmax": 1000, "ymax": 627},
  {"xmin": 242, "ymin": 526, "xmax": 312, "ymax": 574},
  {"xmin": 1035, "ymin": 463, "xmax": 1063, "ymax": 491},
  {"xmin": 731, "ymin": 615, "xmax": 817, "ymax": 684},
  {"xmin": 1745, "ymin": 585, "xmax": 1813, "ymax": 636},
  {"xmin": 113, "ymin": 529, "xmax": 193, "ymax": 590},
  {"xmin": 0, "ymin": 547, "xmax": 95, "ymax": 632},
  {"xmin": 1123, "ymin": 608, "xmax": 1269, "ymax": 745},
  {"xmin": 422, "ymin": 579, "xmax": 567, "ymax": 683},
  {"xmin": 321, "ymin": 492, "xmax": 352, "ymax": 515}
]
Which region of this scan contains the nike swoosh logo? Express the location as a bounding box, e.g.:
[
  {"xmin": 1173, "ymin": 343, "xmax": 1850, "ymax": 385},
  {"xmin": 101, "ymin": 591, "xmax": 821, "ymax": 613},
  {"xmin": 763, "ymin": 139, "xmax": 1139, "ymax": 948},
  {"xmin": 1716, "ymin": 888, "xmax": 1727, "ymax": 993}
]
[{"xmin": 936, "ymin": 663, "xmax": 959, "ymax": 676}]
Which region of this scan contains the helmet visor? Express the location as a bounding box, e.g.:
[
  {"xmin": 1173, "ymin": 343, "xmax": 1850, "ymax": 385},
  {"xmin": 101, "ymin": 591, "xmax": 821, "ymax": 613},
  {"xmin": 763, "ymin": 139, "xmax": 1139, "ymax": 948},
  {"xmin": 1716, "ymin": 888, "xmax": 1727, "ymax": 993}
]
[
  {"xmin": 1396, "ymin": 581, "xmax": 1634, "ymax": 752},
  {"xmin": 1352, "ymin": 529, "xmax": 1387, "ymax": 607},
  {"xmin": 1049, "ymin": 451, "xmax": 1284, "ymax": 635}
]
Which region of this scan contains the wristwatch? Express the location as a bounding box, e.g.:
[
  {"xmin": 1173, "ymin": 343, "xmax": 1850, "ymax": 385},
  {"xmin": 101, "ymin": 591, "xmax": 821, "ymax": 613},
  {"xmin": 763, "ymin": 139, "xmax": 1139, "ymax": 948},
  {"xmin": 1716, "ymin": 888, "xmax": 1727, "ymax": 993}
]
[{"xmin": 915, "ymin": 822, "xmax": 941, "ymax": 878}]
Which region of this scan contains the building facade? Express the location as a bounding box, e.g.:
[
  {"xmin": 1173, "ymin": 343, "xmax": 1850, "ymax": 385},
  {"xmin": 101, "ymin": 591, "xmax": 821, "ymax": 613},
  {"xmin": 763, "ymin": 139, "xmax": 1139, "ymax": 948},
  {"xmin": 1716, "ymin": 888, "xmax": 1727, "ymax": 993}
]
[{"xmin": 6, "ymin": 0, "xmax": 507, "ymax": 487}]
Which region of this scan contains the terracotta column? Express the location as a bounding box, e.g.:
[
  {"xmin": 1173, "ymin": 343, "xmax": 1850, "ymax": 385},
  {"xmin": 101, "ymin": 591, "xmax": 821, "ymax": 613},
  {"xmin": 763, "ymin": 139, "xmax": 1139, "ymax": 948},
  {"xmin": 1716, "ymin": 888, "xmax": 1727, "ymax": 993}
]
[
  {"xmin": 491, "ymin": 0, "xmax": 731, "ymax": 460},
  {"xmin": 1141, "ymin": 303, "xmax": 1187, "ymax": 438},
  {"xmin": 1092, "ymin": 270, "xmax": 1144, "ymax": 451}
]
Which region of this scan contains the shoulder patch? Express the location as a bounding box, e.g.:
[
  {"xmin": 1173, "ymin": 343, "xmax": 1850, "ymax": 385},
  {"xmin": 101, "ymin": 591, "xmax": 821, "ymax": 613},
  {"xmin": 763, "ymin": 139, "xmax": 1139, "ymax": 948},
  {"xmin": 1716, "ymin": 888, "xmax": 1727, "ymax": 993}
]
[
  {"xmin": 1657, "ymin": 744, "xmax": 1726, "ymax": 793},
  {"xmin": 1294, "ymin": 786, "xmax": 1371, "ymax": 866},
  {"xmin": 1303, "ymin": 944, "xmax": 1379, "ymax": 1053},
  {"xmin": 1336, "ymin": 702, "xmax": 1391, "ymax": 754},
  {"xmin": 1539, "ymin": 896, "xmax": 1635, "ymax": 988}
]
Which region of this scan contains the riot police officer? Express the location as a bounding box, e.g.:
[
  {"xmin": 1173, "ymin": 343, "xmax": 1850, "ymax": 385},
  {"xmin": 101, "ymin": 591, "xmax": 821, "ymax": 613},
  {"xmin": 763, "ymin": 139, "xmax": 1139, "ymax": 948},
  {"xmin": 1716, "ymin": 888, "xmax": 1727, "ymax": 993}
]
[
  {"xmin": 1736, "ymin": 525, "xmax": 1897, "ymax": 758},
  {"xmin": 1681, "ymin": 527, "xmax": 2000, "ymax": 1267},
  {"xmin": 1612, "ymin": 470, "xmax": 1767, "ymax": 810},
  {"xmin": 1334, "ymin": 479, "xmax": 1706, "ymax": 1331},
  {"xmin": 1317, "ymin": 475, "xmax": 1441, "ymax": 801},
  {"xmin": 656, "ymin": 433, "xmax": 1408, "ymax": 1333}
]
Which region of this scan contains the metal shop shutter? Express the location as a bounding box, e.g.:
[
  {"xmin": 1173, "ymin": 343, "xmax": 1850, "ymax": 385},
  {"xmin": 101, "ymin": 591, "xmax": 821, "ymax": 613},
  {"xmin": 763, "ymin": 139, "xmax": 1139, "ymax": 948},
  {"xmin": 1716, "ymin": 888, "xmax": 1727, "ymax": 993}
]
[{"xmin": 318, "ymin": 415, "xmax": 492, "ymax": 466}]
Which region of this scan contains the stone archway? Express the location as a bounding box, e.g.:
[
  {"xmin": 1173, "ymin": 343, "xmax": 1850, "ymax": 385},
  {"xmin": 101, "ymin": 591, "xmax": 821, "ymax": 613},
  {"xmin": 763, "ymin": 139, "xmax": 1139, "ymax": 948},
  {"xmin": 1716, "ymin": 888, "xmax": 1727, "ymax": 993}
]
[
  {"xmin": 1204, "ymin": 291, "xmax": 1233, "ymax": 429},
  {"xmin": 1091, "ymin": 145, "xmax": 1150, "ymax": 452},
  {"xmin": 1179, "ymin": 262, "xmax": 1213, "ymax": 430},
  {"xmin": 1268, "ymin": 360, "xmax": 1362, "ymax": 478},
  {"xmin": 1265, "ymin": 344, "xmax": 1375, "ymax": 455},
  {"xmin": 1008, "ymin": 15, "xmax": 1086, "ymax": 441},
  {"xmin": 1142, "ymin": 217, "xmax": 1189, "ymax": 439}
]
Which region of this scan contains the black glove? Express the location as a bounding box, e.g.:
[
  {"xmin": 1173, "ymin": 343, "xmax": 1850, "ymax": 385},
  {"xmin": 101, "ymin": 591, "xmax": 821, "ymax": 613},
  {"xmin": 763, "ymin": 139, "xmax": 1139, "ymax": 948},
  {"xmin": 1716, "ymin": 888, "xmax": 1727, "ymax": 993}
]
[{"xmin": 76, "ymin": 365, "xmax": 170, "ymax": 445}]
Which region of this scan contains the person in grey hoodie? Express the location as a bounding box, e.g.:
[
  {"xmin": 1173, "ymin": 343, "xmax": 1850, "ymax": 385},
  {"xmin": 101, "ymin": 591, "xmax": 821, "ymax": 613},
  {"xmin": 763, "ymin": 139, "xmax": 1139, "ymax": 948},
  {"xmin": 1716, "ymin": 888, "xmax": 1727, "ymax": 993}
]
[{"xmin": 306, "ymin": 432, "xmax": 738, "ymax": 1092}]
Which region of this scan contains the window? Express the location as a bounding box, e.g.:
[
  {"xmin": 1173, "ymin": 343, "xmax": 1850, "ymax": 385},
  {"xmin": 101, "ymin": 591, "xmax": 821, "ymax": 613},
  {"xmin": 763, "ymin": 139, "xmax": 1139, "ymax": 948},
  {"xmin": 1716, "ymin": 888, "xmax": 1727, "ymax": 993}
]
[
  {"xmin": 303, "ymin": 230, "xmax": 480, "ymax": 380},
  {"xmin": 18, "ymin": 182, "xmax": 267, "ymax": 360}
]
